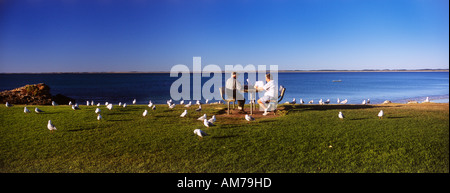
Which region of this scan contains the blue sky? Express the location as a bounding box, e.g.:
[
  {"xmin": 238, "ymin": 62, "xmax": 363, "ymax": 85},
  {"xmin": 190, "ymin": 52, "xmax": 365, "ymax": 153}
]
[{"xmin": 0, "ymin": 0, "xmax": 448, "ymax": 72}]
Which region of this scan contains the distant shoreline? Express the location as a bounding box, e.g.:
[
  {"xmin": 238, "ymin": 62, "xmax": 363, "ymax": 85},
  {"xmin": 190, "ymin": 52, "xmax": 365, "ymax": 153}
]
[{"xmin": 1, "ymin": 69, "xmax": 448, "ymax": 74}]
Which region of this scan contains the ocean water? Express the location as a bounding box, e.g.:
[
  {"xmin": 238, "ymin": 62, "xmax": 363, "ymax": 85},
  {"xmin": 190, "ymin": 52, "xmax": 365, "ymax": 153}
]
[{"xmin": 0, "ymin": 72, "xmax": 448, "ymax": 105}]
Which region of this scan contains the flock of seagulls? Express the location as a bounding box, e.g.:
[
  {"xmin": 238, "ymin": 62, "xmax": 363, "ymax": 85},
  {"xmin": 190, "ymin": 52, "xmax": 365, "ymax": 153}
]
[
  {"xmin": 287, "ymin": 98, "xmax": 369, "ymax": 105},
  {"xmin": 8, "ymin": 94, "xmax": 430, "ymax": 135}
]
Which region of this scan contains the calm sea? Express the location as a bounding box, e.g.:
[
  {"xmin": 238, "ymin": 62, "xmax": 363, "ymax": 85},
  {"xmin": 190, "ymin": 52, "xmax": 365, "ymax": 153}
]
[{"xmin": 0, "ymin": 72, "xmax": 448, "ymax": 105}]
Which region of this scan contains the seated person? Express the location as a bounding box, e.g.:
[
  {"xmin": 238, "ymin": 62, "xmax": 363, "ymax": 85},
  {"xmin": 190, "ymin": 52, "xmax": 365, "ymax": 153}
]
[
  {"xmin": 255, "ymin": 73, "xmax": 276, "ymax": 116},
  {"xmin": 225, "ymin": 72, "xmax": 246, "ymax": 112}
]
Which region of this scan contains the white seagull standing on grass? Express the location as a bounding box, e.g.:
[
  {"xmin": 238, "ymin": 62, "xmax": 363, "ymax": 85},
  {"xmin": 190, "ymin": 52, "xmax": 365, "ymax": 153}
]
[
  {"xmin": 208, "ymin": 115, "xmax": 216, "ymax": 123},
  {"xmin": 95, "ymin": 108, "xmax": 101, "ymax": 114},
  {"xmin": 204, "ymin": 119, "xmax": 214, "ymax": 127},
  {"xmin": 47, "ymin": 120, "xmax": 57, "ymax": 133},
  {"xmin": 5, "ymin": 102, "xmax": 12, "ymax": 107},
  {"xmin": 143, "ymin": 110, "xmax": 148, "ymax": 117},
  {"xmin": 197, "ymin": 114, "xmax": 207, "ymax": 121},
  {"xmin": 35, "ymin": 107, "xmax": 43, "ymax": 113},
  {"xmin": 290, "ymin": 98, "xmax": 296, "ymax": 104},
  {"xmin": 107, "ymin": 103, "xmax": 113, "ymax": 110},
  {"xmin": 52, "ymin": 101, "xmax": 57, "ymax": 106},
  {"xmin": 194, "ymin": 129, "xmax": 207, "ymax": 138},
  {"xmin": 245, "ymin": 114, "xmax": 255, "ymax": 122},
  {"xmin": 195, "ymin": 105, "xmax": 202, "ymax": 112},
  {"xmin": 299, "ymin": 99, "xmax": 304, "ymax": 104},
  {"xmin": 97, "ymin": 114, "xmax": 102, "ymax": 121},
  {"xmin": 24, "ymin": 107, "xmax": 30, "ymax": 113},
  {"xmin": 184, "ymin": 101, "xmax": 192, "ymax": 108},
  {"xmin": 180, "ymin": 110, "xmax": 187, "ymax": 117},
  {"xmin": 133, "ymin": 99, "xmax": 137, "ymax": 105},
  {"xmin": 378, "ymin": 110, "xmax": 384, "ymax": 119},
  {"xmin": 338, "ymin": 111, "xmax": 344, "ymax": 119}
]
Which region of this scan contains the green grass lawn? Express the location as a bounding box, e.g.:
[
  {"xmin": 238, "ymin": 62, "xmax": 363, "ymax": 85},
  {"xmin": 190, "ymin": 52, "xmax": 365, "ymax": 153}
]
[{"xmin": 0, "ymin": 103, "xmax": 448, "ymax": 173}]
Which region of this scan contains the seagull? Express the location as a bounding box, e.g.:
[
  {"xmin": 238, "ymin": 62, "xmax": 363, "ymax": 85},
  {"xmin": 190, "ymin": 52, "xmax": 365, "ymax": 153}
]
[
  {"xmin": 324, "ymin": 99, "xmax": 330, "ymax": 104},
  {"xmin": 208, "ymin": 115, "xmax": 216, "ymax": 123},
  {"xmin": 290, "ymin": 98, "xmax": 296, "ymax": 104},
  {"xmin": 180, "ymin": 100, "xmax": 184, "ymax": 105},
  {"xmin": 148, "ymin": 101, "xmax": 153, "ymax": 108},
  {"xmin": 123, "ymin": 103, "xmax": 127, "ymax": 108},
  {"xmin": 184, "ymin": 101, "xmax": 192, "ymax": 108},
  {"xmin": 167, "ymin": 99, "xmax": 173, "ymax": 106},
  {"xmin": 424, "ymin": 97, "xmax": 430, "ymax": 103},
  {"xmin": 204, "ymin": 119, "xmax": 214, "ymax": 127},
  {"xmin": 340, "ymin": 99, "xmax": 348, "ymax": 104},
  {"xmin": 196, "ymin": 100, "xmax": 201, "ymax": 105},
  {"xmin": 337, "ymin": 98, "xmax": 340, "ymax": 104},
  {"xmin": 362, "ymin": 100, "xmax": 366, "ymax": 105},
  {"xmin": 143, "ymin": 110, "xmax": 148, "ymax": 117},
  {"xmin": 5, "ymin": 102, "xmax": 12, "ymax": 107},
  {"xmin": 319, "ymin": 99, "xmax": 324, "ymax": 105},
  {"xmin": 52, "ymin": 101, "xmax": 57, "ymax": 106},
  {"xmin": 195, "ymin": 105, "xmax": 202, "ymax": 112},
  {"xmin": 97, "ymin": 103, "xmax": 101, "ymax": 106},
  {"xmin": 308, "ymin": 100, "xmax": 314, "ymax": 104},
  {"xmin": 105, "ymin": 102, "xmax": 109, "ymax": 106},
  {"xmin": 68, "ymin": 101, "xmax": 73, "ymax": 105},
  {"xmin": 119, "ymin": 102, "xmax": 122, "ymax": 106},
  {"xmin": 338, "ymin": 111, "xmax": 344, "ymax": 119},
  {"xmin": 378, "ymin": 110, "xmax": 384, "ymax": 119},
  {"xmin": 95, "ymin": 108, "xmax": 101, "ymax": 114},
  {"xmin": 35, "ymin": 107, "xmax": 43, "ymax": 113},
  {"xmin": 91, "ymin": 101, "xmax": 94, "ymax": 106},
  {"xmin": 47, "ymin": 120, "xmax": 57, "ymax": 133},
  {"xmin": 97, "ymin": 114, "xmax": 102, "ymax": 121},
  {"xmin": 299, "ymin": 99, "xmax": 304, "ymax": 104},
  {"xmin": 205, "ymin": 99, "xmax": 209, "ymax": 104},
  {"xmin": 194, "ymin": 129, "xmax": 207, "ymax": 138},
  {"xmin": 24, "ymin": 107, "xmax": 30, "ymax": 113},
  {"xmin": 133, "ymin": 99, "xmax": 137, "ymax": 105},
  {"xmin": 169, "ymin": 103, "xmax": 176, "ymax": 109},
  {"xmin": 197, "ymin": 114, "xmax": 207, "ymax": 121},
  {"xmin": 180, "ymin": 109, "xmax": 187, "ymax": 117},
  {"xmin": 245, "ymin": 114, "xmax": 255, "ymax": 122},
  {"xmin": 367, "ymin": 99, "xmax": 370, "ymax": 104},
  {"xmin": 86, "ymin": 101, "xmax": 90, "ymax": 106},
  {"xmin": 106, "ymin": 103, "xmax": 113, "ymax": 110},
  {"xmin": 152, "ymin": 105, "xmax": 156, "ymax": 110},
  {"xmin": 72, "ymin": 105, "xmax": 79, "ymax": 110}
]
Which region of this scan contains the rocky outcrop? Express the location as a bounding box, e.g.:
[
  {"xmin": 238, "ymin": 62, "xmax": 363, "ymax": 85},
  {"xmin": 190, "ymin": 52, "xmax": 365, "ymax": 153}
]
[{"xmin": 0, "ymin": 83, "xmax": 74, "ymax": 105}]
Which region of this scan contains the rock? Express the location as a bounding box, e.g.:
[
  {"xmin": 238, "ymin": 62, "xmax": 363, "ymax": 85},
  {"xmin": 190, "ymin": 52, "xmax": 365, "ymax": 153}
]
[
  {"xmin": 407, "ymin": 100, "xmax": 418, "ymax": 104},
  {"xmin": 0, "ymin": 83, "xmax": 74, "ymax": 105},
  {"xmin": 382, "ymin": 100, "xmax": 392, "ymax": 104}
]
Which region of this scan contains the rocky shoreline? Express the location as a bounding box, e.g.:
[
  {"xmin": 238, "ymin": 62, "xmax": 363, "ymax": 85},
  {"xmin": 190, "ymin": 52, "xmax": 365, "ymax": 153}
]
[{"xmin": 0, "ymin": 83, "xmax": 74, "ymax": 105}]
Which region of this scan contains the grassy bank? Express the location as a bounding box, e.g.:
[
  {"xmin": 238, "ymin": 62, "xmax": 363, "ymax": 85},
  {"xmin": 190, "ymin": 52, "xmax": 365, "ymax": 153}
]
[{"xmin": 0, "ymin": 103, "xmax": 448, "ymax": 173}]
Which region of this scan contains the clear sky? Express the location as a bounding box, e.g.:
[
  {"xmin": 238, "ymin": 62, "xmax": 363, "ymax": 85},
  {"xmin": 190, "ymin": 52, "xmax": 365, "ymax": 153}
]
[{"xmin": 0, "ymin": 0, "xmax": 448, "ymax": 73}]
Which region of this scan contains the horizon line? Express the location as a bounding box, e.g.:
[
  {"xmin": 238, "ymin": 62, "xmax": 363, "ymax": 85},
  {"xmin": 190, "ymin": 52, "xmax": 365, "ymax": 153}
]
[{"xmin": 0, "ymin": 68, "xmax": 448, "ymax": 74}]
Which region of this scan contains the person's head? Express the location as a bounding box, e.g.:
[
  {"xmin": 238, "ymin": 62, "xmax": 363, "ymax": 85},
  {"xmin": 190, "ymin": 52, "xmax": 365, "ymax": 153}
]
[
  {"xmin": 232, "ymin": 72, "xmax": 237, "ymax": 79},
  {"xmin": 265, "ymin": 73, "xmax": 272, "ymax": 82}
]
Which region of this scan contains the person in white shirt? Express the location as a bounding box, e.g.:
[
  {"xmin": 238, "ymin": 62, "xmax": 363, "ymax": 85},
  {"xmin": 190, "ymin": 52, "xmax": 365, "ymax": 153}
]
[
  {"xmin": 225, "ymin": 72, "xmax": 246, "ymax": 112},
  {"xmin": 255, "ymin": 73, "xmax": 276, "ymax": 116}
]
